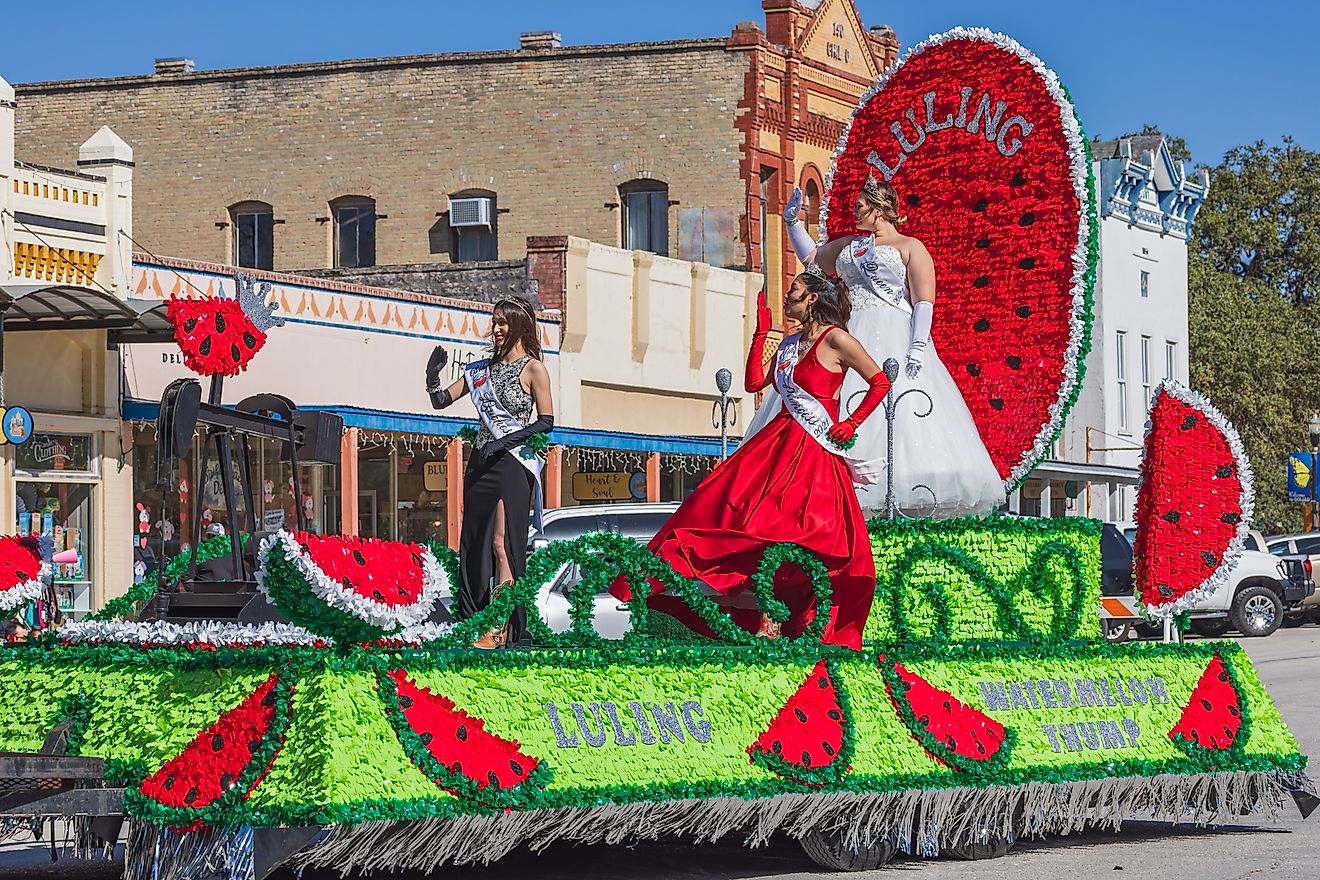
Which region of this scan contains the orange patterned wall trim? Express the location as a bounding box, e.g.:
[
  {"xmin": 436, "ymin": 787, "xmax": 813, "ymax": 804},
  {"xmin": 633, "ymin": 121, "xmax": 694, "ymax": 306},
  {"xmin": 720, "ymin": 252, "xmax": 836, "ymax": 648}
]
[{"xmin": 12, "ymin": 242, "xmax": 103, "ymax": 285}]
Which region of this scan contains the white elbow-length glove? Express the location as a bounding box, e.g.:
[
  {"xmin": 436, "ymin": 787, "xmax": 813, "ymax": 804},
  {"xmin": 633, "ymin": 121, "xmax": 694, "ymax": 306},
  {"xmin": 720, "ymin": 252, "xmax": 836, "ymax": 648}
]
[
  {"xmin": 906, "ymin": 300, "xmax": 934, "ymax": 379},
  {"xmin": 783, "ymin": 186, "xmax": 816, "ymax": 264}
]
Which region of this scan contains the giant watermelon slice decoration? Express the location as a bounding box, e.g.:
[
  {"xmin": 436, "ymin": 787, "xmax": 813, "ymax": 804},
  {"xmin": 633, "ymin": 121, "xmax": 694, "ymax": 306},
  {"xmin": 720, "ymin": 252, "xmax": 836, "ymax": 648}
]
[
  {"xmin": 258, "ymin": 530, "xmax": 449, "ymax": 643},
  {"xmin": 1132, "ymin": 382, "xmax": 1253, "ymax": 618},
  {"xmin": 0, "ymin": 535, "xmax": 50, "ymax": 612},
  {"xmin": 135, "ymin": 672, "xmax": 294, "ymax": 823},
  {"xmin": 378, "ymin": 669, "xmax": 551, "ymax": 808},
  {"xmin": 879, "ymin": 656, "xmax": 1014, "ymax": 776},
  {"xmin": 747, "ymin": 660, "xmax": 853, "ymax": 786},
  {"xmin": 167, "ymin": 273, "xmax": 284, "ymax": 377},
  {"xmin": 1168, "ymin": 653, "xmax": 1249, "ymax": 764},
  {"xmin": 822, "ymin": 28, "xmax": 1095, "ymax": 489}
]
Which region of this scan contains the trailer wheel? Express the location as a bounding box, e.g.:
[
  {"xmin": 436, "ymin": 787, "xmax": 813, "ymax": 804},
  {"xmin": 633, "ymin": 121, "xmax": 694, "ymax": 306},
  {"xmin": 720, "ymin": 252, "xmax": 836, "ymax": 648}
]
[
  {"xmin": 800, "ymin": 829, "xmax": 896, "ymax": 871},
  {"xmin": 1101, "ymin": 620, "xmax": 1131, "ymax": 643},
  {"xmin": 944, "ymin": 826, "xmax": 1017, "ymax": 860}
]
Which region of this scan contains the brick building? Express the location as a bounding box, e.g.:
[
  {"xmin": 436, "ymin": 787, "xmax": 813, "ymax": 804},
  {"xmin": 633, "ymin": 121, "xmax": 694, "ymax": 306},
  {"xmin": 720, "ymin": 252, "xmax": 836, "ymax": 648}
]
[{"xmin": 12, "ymin": 0, "xmax": 898, "ymax": 310}]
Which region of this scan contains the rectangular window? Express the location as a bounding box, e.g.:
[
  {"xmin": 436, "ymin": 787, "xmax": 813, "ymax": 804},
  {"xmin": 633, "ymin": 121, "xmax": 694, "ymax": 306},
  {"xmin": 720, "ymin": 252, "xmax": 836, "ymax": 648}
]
[
  {"xmin": 1165, "ymin": 340, "xmax": 1176, "ymax": 382},
  {"xmin": 1141, "ymin": 335, "xmax": 1152, "ymax": 406},
  {"xmin": 455, "ymin": 227, "xmax": 498, "ymax": 262},
  {"xmin": 1116, "ymin": 331, "xmax": 1129, "ymax": 432},
  {"xmin": 334, "ymin": 205, "xmax": 376, "ymax": 268},
  {"xmin": 759, "ymin": 167, "xmax": 775, "ymax": 268},
  {"xmin": 623, "ymin": 190, "xmax": 668, "ymax": 255},
  {"xmin": 233, "ymin": 210, "xmax": 273, "ymax": 271},
  {"xmin": 1140, "ymin": 270, "xmax": 1150, "ymax": 298}
]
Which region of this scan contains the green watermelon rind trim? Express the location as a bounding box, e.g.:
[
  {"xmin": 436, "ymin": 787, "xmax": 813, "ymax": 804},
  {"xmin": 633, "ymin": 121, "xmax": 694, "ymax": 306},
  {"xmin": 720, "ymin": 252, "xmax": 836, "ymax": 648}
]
[
  {"xmin": 879, "ymin": 657, "xmax": 1017, "ymax": 779},
  {"xmin": 376, "ymin": 667, "xmax": 554, "ymax": 810},
  {"xmin": 259, "ymin": 548, "xmax": 388, "ymax": 644},
  {"xmin": 124, "ymin": 670, "xmax": 297, "ymax": 828},
  {"xmin": 1169, "ymin": 653, "xmax": 1254, "ymax": 768},
  {"xmin": 748, "ymin": 660, "xmax": 856, "ymax": 787}
]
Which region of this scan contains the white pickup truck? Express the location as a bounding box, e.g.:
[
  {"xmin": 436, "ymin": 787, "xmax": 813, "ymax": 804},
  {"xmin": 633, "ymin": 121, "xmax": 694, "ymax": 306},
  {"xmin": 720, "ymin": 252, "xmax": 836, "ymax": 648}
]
[{"xmin": 1116, "ymin": 523, "xmax": 1313, "ymax": 638}]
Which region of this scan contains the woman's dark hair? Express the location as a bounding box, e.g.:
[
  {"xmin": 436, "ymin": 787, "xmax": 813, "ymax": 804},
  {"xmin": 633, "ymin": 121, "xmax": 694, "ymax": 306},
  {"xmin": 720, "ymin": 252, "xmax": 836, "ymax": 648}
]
[
  {"xmin": 796, "ymin": 271, "xmax": 852, "ymax": 328},
  {"xmin": 489, "ymin": 297, "xmax": 542, "ymax": 362}
]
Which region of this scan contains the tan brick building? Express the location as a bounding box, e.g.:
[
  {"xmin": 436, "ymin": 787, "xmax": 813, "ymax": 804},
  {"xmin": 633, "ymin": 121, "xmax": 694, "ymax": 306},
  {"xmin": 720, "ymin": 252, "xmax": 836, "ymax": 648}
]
[{"xmin": 12, "ymin": 0, "xmax": 898, "ymax": 309}]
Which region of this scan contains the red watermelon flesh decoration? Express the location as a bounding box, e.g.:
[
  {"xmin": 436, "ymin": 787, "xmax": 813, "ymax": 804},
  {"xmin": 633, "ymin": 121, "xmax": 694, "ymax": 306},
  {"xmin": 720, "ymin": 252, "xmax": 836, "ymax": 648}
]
[
  {"xmin": 747, "ymin": 660, "xmax": 852, "ymax": 785},
  {"xmin": 0, "ymin": 535, "xmax": 47, "ymax": 612},
  {"xmin": 138, "ymin": 673, "xmax": 291, "ymax": 812},
  {"xmin": 295, "ymin": 532, "xmax": 427, "ymax": 608},
  {"xmin": 823, "ymin": 29, "xmax": 1093, "ymax": 488},
  {"xmin": 881, "ymin": 658, "xmax": 1014, "ymax": 774},
  {"xmin": 1169, "ymin": 654, "xmax": 1247, "ymax": 759},
  {"xmin": 167, "ymin": 296, "xmax": 269, "ymax": 378},
  {"xmin": 382, "ymin": 669, "xmax": 549, "ymax": 808},
  {"xmin": 1132, "ymin": 383, "xmax": 1252, "ymax": 618}
]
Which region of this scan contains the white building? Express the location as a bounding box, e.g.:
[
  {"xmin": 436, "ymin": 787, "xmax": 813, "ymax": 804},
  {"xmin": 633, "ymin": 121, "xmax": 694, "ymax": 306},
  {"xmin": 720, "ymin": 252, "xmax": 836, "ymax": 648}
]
[{"xmin": 1009, "ymin": 134, "xmax": 1209, "ymax": 521}]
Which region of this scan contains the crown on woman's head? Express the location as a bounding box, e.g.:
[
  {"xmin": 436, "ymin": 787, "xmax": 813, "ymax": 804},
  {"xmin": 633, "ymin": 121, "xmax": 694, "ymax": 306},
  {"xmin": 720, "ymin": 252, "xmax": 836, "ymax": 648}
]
[
  {"xmin": 804, "ymin": 262, "xmax": 826, "ymax": 279},
  {"xmin": 862, "ymin": 172, "xmax": 885, "ymax": 199}
]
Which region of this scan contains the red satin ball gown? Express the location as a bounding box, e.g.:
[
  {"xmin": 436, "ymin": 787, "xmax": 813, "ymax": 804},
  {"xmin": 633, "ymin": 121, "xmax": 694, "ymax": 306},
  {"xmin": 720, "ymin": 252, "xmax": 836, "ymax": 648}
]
[{"xmin": 611, "ymin": 328, "xmax": 875, "ymax": 648}]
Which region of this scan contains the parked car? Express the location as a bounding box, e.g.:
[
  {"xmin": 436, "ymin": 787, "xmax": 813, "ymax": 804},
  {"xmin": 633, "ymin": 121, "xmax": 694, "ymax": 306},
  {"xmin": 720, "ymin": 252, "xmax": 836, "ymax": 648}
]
[
  {"xmin": 528, "ymin": 502, "xmax": 680, "ymax": 638},
  {"xmin": 1098, "ymin": 522, "xmax": 1136, "ymax": 642},
  {"xmin": 1117, "ymin": 523, "xmax": 1312, "ymax": 638},
  {"xmin": 1266, "ymin": 533, "xmax": 1320, "ymax": 622}
]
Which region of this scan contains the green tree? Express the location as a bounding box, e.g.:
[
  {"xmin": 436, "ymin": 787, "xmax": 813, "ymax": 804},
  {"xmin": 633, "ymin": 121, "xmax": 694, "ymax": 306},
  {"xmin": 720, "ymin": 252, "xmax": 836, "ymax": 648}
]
[
  {"xmin": 1194, "ymin": 138, "xmax": 1320, "ymax": 306},
  {"xmin": 1188, "ymin": 255, "xmax": 1320, "ymax": 531}
]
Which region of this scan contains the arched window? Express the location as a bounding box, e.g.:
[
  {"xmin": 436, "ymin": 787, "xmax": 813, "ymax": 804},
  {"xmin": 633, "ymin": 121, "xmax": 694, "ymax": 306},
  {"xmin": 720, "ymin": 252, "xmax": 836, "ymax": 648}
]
[
  {"xmin": 230, "ymin": 200, "xmax": 273, "ymax": 270},
  {"xmin": 804, "ymin": 179, "xmax": 822, "ymax": 241},
  {"xmin": 331, "ymin": 196, "xmax": 376, "ymax": 268},
  {"xmin": 619, "ymin": 179, "xmax": 669, "ymax": 256},
  {"xmin": 448, "ymin": 189, "xmax": 498, "ymax": 263}
]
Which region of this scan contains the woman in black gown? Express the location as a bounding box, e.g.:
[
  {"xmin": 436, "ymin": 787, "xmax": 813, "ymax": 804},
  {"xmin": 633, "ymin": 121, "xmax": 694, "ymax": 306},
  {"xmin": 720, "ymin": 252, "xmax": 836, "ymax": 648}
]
[{"xmin": 426, "ymin": 298, "xmax": 554, "ymax": 648}]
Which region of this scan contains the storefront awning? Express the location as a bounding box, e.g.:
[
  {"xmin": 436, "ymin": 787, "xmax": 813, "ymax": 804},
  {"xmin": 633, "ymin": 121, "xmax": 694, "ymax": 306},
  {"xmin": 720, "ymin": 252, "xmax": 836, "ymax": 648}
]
[
  {"xmin": 1027, "ymin": 459, "xmax": 1141, "ymax": 485},
  {"xmin": 0, "ymin": 284, "xmax": 172, "ymax": 341},
  {"xmin": 122, "ymin": 400, "xmax": 738, "ymax": 457}
]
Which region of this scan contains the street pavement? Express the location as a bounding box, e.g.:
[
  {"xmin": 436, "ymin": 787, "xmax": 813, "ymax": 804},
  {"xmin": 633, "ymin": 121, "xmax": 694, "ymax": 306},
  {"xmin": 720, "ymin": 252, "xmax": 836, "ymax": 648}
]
[{"xmin": 3, "ymin": 628, "xmax": 1317, "ymax": 878}]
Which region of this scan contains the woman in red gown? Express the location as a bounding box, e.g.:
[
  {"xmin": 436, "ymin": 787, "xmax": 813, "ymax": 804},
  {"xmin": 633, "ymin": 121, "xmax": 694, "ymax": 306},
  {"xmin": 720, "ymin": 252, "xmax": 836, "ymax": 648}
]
[{"xmin": 612, "ymin": 269, "xmax": 891, "ymax": 648}]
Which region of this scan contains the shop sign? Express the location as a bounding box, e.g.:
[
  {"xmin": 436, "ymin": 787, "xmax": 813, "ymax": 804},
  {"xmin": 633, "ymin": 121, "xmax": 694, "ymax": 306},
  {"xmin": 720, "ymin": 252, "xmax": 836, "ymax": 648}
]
[
  {"xmin": 573, "ymin": 471, "xmax": 635, "ymax": 502},
  {"xmin": 423, "ymin": 460, "xmax": 448, "ymax": 492},
  {"xmin": 0, "ymin": 406, "xmax": 34, "ymax": 446},
  {"xmin": 15, "ymin": 433, "xmax": 93, "ymax": 474}
]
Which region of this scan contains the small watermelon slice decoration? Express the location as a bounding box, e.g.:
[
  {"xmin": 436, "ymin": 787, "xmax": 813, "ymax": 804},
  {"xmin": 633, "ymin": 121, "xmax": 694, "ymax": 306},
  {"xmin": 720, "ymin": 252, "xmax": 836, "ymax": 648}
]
[
  {"xmin": 134, "ymin": 672, "xmax": 294, "ymax": 823},
  {"xmin": 821, "ymin": 28, "xmax": 1095, "ymax": 489},
  {"xmin": 1169, "ymin": 653, "xmax": 1250, "ymax": 764},
  {"xmin": 257, "ymin": 530, "xmax": 449, "ymax": 643},
  {"xmin": 1132, "ymin": 382, "xmax": 1253, "ymax": 618},
  {"xmin": 747, "ymin": 660, "xmax": 853, "ymax": 786},
  {"xmin": 0, "ymin": 535, "xmax": 49, "ymax": 612},
  {"xmin": 167, "ymin": 272, "xmax": 283, "ymax": 377},
  {"xmin": 378, "ymin": 669, "xmax": 551, "ymax": 808},
  {"xmin": 879, "ymin": 656, "xmax": 1014, "ymax": 775}
]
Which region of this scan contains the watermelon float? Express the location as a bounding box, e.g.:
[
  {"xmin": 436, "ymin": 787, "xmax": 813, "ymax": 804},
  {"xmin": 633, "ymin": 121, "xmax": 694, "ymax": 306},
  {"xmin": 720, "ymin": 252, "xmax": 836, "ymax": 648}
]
[
  {"xmin": 166, "ymin": 273, "xmax": 284, "ymax": 377},
  {"xmin": 257, "ymin": 530, "xmax": 449, "ymax": 643},
  {"xmin": 821, "ymin": 28, "xmax": 1095, "ymax": 490},
  {"xmin": 0, "ymin": 26, "xmax": 1312, "ymax": 880},
  {"xmin": 1132, "ymin": 381, "xmax": 1254, "ymax": 618},
  {"xmin": 0, "ymin": 535, "xmax": 51, "ymax": 612}
]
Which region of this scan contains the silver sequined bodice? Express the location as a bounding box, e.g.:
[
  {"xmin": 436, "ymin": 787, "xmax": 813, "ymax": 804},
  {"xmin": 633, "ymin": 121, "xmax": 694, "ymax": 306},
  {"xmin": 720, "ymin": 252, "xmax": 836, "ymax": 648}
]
[
  {"xmin": 474, "ymin": 355, "xmax": 534, "ymax": 447},
  {"xmin": 837, "ymin": 236, "xmax": 910, "ymax": 312}
]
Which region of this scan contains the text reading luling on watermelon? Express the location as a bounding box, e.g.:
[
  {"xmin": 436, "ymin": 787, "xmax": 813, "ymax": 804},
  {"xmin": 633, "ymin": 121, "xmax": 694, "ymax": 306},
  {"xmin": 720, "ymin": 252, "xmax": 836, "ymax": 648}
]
[{"xmin": 866, "ymin": 88, "xmax": 1035, "ymax": 180}]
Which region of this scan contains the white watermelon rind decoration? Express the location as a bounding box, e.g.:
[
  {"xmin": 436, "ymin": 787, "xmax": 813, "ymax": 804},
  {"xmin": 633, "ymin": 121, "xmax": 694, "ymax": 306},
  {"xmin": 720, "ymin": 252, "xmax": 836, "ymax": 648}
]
[
  {"xmin": 257, "ymin": 530, "xmax": 449, "ymax": 633},
  {"xmin": 1136, "ymin": 380, "xmax": 1255, "ymax": 620},
  {"xmin": 0, "ymin": 559, "xmax": 51, "ymax": 613},
  {"xmin": 818, "ymin": 27, "xmax": 1098, "ymax": 491}
]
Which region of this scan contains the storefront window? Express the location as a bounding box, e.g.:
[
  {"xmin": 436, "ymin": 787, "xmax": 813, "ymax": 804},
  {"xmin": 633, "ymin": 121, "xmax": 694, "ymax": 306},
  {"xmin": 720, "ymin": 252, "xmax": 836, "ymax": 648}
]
[
  {"xmin": 397, "ymin": 447, "xmax": 448, "ymax": 545},
  {"xmin": 15, "ymin": 432, "xmax": 97, "ymax": 620}
]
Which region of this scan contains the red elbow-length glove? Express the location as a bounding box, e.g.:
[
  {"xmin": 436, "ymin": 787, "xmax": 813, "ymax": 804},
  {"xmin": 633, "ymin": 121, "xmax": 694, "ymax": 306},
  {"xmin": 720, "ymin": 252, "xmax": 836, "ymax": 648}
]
[
  {"xmin": 827, "ymin": 370, "xmax": 891, "ymax": 445},
  {"xmin": 744, "ymin": 290, "xmax": 774, "ymax": 394}
]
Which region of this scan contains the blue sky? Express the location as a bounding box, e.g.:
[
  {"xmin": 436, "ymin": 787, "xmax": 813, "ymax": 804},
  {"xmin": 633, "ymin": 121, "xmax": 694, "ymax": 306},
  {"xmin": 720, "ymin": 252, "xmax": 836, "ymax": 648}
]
[{"xmin": 3, "ymin": 1, "xmax": 1312, "ymax": 167}]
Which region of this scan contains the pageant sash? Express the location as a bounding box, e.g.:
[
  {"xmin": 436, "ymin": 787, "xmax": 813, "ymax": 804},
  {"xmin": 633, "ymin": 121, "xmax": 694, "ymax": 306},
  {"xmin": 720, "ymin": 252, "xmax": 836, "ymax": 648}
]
[
  {"xmin": 771, "ymin": 333, "xmax": 878, "ymax": 486},
  {"xmin": 465, "ymin": 359, "xmax": 546, "ymax": 530},
  {"xmin": 850, "ymin": 235, "xmax": 914, "ymax": 316}
]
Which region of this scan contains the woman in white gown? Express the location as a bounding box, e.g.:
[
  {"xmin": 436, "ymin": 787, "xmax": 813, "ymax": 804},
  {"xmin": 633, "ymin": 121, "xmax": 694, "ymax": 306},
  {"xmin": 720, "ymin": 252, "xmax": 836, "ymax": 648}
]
[{"xmin": 776, "ymin": 175, "xmax": 1005, "ymax": 518}]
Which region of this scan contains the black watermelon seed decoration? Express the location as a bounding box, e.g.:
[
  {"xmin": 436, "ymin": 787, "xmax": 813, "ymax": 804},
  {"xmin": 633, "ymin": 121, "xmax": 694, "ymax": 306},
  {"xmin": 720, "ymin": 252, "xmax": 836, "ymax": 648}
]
[
  {"xmin": 214, "ymin": 313, "xmax": 226, "ymax": 333},
  {"xmin": 906, "ymin": 194, "xmax": 920, "ymax": 206},
  {"xmin": 1015, "ymin": 305, "xmax": 1032, "ymax": 318},
  {"xmin": 974, "ymin": 276, "xmax": 990, "ymax": 288},
  {"xmin": 1006, "ymin": 356, "xmax": 1022, "ymax": 370},
  {"xmin": 1164, "ymin": 510, "xmax": 1181, "ymax": 523},
  {"xmin": 1010, "ymin": 171, "xmax": 1026, "ymax": 186},
  {"xmin": 1201, "ymin": 551, "xmax": 1218, "ymax": 568},
  {"xmin": 1182, "ymin": 415, "xmax": 1198, "ymax": 430},
  {"xmin": 990, "ymin": 398, "xmax": 1005, "ymax": 411},
  {"xmin": 976, "ymin": 237, "xmax": 991, "ymax": 249},
  {"xmin": 243, "ymin": 331, "xmax": 257, "ymax": 349},
  {"xmin": 1019, "ymin": 257, "xmax": 1036, "ymax": 269},
  {"xmin": 966, "ymin": 364, "xmax": 982, "ymax": 377},
  {"xmin": 1221, "ymin": 512, "xmax": 1242, "ymax": 524},
  {"xmin": 973, "ymin": 198, "xmax": 988, "ymax": 212},
  {"xmin": 1018, "ymin": 212, "xmax": 1036, "ymax": 226},
  {"xmin": 1215, "ymin": 464, "xmax": 1233, "ymax": 478},
  {"xmin": 974, "ymin": 319, "xmax": 990, "ymax": 332},
  {"xmin": 183, "ymin": 318, "xmax": 197, "ymax": 333},
  {"xmin": 353, "ymin": 550, "xmax": 366, "ymax": 566}
]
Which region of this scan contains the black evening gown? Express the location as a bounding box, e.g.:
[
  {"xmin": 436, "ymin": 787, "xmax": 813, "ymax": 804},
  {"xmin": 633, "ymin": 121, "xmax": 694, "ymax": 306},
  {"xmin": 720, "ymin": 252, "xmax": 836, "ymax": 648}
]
[{"xmin": 456, "ymin": 355, "xmax": 535, "ymax": 643}]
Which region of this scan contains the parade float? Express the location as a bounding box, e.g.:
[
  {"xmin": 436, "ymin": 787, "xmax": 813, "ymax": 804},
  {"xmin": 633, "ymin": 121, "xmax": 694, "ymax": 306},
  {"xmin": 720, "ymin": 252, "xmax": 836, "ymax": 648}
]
[{"xmin": 0, "ymin": 28, "xmax": 1312, "ymax": 880}]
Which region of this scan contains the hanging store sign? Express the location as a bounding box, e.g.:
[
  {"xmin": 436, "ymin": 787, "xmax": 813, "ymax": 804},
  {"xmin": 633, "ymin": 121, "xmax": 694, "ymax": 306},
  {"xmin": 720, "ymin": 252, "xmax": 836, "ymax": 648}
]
[
  {"xmin": 0, "ymin": 406, "xmax": 34, "ymax": 446},
  {"xmin": 15, "ymin": 432, "xmax": 93, "ymax": 473},
  {"xmin": 572, "ymin": 472, "xmax": 633, "ymax": 502},
  {"xmin": 423, "ymin": 460, "xmax": 448, "ymax": 492}
]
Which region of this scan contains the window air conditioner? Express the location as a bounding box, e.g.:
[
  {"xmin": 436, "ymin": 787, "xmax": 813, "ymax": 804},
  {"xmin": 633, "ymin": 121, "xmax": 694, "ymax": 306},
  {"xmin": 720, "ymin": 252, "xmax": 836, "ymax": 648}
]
[{"xmin": 449, "ymin": 197, "xmax": 493, "ymax": 228}]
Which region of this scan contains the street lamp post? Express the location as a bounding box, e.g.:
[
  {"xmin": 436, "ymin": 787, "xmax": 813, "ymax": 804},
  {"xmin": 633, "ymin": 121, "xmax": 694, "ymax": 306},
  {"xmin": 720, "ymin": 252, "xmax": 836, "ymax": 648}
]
[
  {"xmin": 1309, "ymin": 414, "xmax": 1320, "ymax": 532},
  {"xmin": 713, "ymin": 368, "xmax": 737, "ymax": 461}
]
